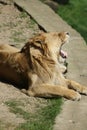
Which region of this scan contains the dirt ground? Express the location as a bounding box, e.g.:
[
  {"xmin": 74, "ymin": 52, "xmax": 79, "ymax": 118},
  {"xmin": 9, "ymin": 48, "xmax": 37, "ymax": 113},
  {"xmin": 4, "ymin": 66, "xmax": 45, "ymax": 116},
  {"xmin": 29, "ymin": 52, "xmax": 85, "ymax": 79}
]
[
  {"xmin": 0, "ymin": 0, "xmax": 47, "ymax": 129},
  {"xmin": 0, "ymin": 0, "xmax": 40, "ymax": 47}
]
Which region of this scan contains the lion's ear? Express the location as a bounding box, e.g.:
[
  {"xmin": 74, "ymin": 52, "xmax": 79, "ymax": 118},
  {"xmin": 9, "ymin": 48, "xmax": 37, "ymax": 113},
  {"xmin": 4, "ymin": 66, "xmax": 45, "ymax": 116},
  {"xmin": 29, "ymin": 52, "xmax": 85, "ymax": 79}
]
[
  {"xmin": 27, "ymin": 33, "xmax": 46, "ymax": 46},
  {"xmin": 29, "ymin": 35, "xmax": 46, "ymax": 50},
  {"xmin": 34, "ymin": 35, "xmax": 45, "ymax": 44}
]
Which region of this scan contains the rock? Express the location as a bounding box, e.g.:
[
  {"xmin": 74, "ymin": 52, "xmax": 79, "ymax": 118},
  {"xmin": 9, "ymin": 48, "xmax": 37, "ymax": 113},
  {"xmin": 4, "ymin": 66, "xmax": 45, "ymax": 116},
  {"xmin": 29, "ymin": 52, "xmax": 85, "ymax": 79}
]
[
  {"xmin": 44, "ymin": 0, "xmax": 58, "ymax": 11},
  {"xmin": 54, "ymin": 0, "xmax": 69, "ymax": 5}
]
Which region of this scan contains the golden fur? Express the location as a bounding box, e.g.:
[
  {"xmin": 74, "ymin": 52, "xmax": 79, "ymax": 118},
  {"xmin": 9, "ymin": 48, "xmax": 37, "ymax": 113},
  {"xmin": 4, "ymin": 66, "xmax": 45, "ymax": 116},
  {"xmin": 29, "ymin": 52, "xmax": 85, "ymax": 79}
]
[{"xmin": 0, "ymin": 32, "xmax": 87, "ymax": 100}]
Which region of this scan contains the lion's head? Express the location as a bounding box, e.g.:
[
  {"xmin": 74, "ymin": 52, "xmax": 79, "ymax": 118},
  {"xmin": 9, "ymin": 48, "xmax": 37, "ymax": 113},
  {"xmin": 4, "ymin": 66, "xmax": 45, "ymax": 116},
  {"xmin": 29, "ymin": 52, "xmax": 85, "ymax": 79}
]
[{"xmin": 21, "ymin": 32, "xmax": 69, "ymax": 61}]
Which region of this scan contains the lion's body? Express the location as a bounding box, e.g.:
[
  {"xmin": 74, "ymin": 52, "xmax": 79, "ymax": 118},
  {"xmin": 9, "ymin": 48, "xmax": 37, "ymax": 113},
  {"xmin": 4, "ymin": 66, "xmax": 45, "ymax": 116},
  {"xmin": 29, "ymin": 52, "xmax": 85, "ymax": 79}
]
[{"xmin": 0, "ymin": 32, "xmax": 87, "ymax": 100}]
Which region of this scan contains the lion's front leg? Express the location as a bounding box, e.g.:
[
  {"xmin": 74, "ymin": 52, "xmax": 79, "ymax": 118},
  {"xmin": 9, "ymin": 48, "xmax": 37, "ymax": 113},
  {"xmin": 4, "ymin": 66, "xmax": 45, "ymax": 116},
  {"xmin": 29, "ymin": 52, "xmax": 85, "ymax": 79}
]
[
  {"xmin": 23, "ymin": 84, "xmax": 81, "ymax": 101},
  {"xmin": 66, "ymin": 79, "xmax": 87, "ymax": 95}
]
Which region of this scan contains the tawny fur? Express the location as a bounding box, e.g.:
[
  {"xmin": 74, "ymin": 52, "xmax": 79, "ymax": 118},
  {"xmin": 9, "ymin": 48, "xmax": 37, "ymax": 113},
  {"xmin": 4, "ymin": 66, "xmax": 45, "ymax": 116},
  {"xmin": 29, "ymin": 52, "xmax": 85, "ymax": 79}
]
[{"xmin": 0, "ymin": 32, "xmax": 87, "ymax": 100}]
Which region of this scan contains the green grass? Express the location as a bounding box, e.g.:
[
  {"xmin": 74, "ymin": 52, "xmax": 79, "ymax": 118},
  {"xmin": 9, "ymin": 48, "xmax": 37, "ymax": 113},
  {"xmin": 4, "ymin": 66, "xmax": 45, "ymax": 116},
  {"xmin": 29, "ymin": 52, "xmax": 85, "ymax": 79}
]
[
  {"xmin": 10, "ymin": 30, "xmax": 26, "ymax": 43},
  {"xmin": 57, "ymin": 0, "xmax": 87, "ymax": 43},
  {"xmin": 19, "ymin": 11, "xmax": 28, "ymax": 18},
  {"xmin": 29, "ymin": 19, "xmax": 36, "ymax": 28},
  {"xmin": 19, "ymin": 11, "xmax": 36, "ymax": 28},
  {"xmin": 5, "ymin": 98, "xmax": 62, "ymax": 130}
]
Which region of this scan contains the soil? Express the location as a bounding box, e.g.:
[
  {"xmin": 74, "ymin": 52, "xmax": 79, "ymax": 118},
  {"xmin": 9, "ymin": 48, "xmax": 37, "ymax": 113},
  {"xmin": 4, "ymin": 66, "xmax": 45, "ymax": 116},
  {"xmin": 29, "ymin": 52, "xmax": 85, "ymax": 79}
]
[
  {"xmin": 0, "ymin": 0, "xmax": 41, "ymax": 48},
  {"xmin": 0, "ymin": 0, "xmax": 47, "ymax": 129}
]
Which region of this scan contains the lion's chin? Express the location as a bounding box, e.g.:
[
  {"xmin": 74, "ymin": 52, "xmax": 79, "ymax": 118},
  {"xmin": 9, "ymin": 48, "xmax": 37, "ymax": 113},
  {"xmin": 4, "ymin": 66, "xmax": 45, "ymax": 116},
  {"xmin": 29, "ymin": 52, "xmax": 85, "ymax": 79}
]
[{"xmin": 60, "ymin": 50, "xmax": 67, "ymax": 59}]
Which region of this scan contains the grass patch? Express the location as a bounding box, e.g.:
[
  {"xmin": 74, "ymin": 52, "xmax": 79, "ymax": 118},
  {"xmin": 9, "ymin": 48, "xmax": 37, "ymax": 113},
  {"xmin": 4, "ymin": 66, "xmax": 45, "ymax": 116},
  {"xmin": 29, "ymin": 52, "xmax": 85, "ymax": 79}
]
[
  {"xmin": 29, "ymin": 19, "xmax": 36, "ymax": 28},
  {"xmin": 0, "ymin": 121, "xmax": 5, "ymax": 130},
  {"xmin": 10, "ymin": 30, "xmax": 26, "ymax": 43},
  {"xmin": 5, "ymin": 98, "xmax": 62, "ymax": 130},
  {"xmin": 19, "ymin": 10, "xmax": 36, "ymax": 28},
  {"xmin": 56, "ymin": 0, "xmax": 87, "ymax": 43},
  {"xmin": 19, "ymin": 11, "xmax": 28, "ymax": 19}
]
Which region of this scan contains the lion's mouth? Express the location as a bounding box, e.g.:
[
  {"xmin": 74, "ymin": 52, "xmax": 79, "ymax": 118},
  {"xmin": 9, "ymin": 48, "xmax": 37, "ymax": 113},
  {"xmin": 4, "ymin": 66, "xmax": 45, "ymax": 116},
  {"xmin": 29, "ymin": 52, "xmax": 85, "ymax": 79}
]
[{"xmin": 60, "ymin": 50, "xmax": 67, "ymax": 58}]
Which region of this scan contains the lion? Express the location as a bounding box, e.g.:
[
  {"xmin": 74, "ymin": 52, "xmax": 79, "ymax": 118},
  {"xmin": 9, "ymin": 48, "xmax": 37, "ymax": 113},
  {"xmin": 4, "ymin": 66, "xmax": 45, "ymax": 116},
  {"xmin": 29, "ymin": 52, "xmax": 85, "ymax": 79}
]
[
  {"xmin": 0, "ymin": 32, "xmax": 87, "ymax": 100},
  {"xmin": 0, "ymin": 44, "xmax": 19, "ymax": 52}
]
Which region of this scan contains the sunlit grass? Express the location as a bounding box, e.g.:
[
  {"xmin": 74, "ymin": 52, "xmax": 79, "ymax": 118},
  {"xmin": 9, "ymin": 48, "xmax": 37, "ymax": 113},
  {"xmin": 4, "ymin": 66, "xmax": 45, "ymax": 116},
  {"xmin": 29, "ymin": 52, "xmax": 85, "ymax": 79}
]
[
  {"xmin": 5, "ymin": 98, "xmax": 62, "ymax": 130},
  {"xmin": 57, "ymin": 0, "xmax": 87, "ymax": 43}
]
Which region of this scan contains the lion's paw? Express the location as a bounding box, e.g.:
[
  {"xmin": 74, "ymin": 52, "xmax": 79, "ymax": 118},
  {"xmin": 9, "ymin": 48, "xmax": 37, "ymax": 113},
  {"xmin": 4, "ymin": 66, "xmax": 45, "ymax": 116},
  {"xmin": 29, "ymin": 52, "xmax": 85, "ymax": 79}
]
[
  {"xmin": 72, "ymin": 92, "xmax": 81, "ymax": 101},
  {"xmin": 82, "ymin": 87, "xmax": 87, "ymax": 95},
  {"xmin": 68, "ymin": 91, "xmax": 81, "ymax": 101}
]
